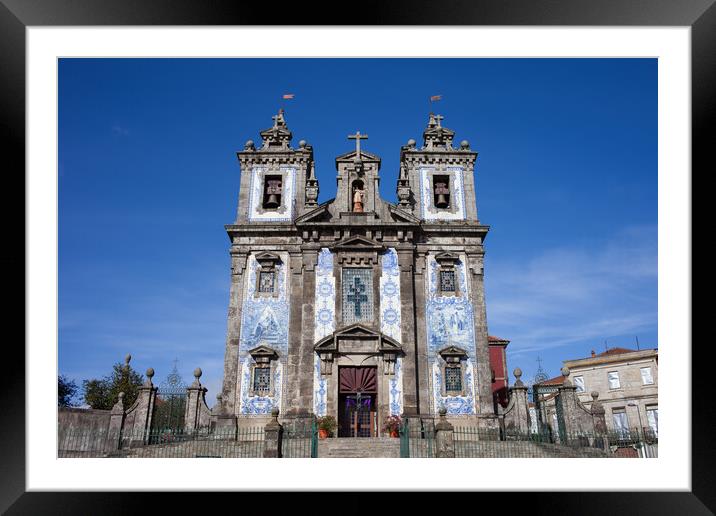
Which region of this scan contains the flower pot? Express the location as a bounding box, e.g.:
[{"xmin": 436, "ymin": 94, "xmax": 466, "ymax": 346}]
[
  {"xmin": 389, "ymin": 429, "xmax": 399, "ymax": 438},
  {"xmin": 319, "ymin": 429, "xmax": 329, "ymax": 439}
]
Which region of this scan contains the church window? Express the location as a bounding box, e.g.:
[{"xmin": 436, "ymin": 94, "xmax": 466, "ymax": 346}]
[
  {"xmin": 433, "ymin": 175, "xmax": 451, "ymax": 209},
  {"xmin": 445, "ymin": 366, "xmax": 463, "ymax": 393},
  {"xmin": 258, "ymin": 271, "xmax": 275, "ymax": 293},
  {"xmin": 262, "ymin": 175, "xmax": 282, "ymax": 209},
  {"xmin": 439, "ymin": 270, "xmax": 456, "ymax": 292},
  {"xmin": 342, "ymin": 268, "xmax": 374, "ymax": 324},
  {"xmin": 252, "ymin": 366, "xmax": 271, "ymax": 393}
]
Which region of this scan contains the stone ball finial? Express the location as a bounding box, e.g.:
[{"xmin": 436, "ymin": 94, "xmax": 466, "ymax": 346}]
[
  {"xmin": 514, "ymin": 368, "xmax": 523, "ymax": 380},
  {"xmin": 407, "ymin": 138, "xmax": 416, "ymax": 148},
  {"xmin": 298, "ymin": 139, "xmax": 307, "ymax": 148},
  {"xmin": 118, "ymin": 391, "xmax": 125, "ymax": 400},
  {"xmin": 591, "ymin": 391, "xmax": 599, "ymax": 401},
  {"xmin": 271, "ymin": 407, "xmax": 280, "ymax": 417},
  {"xmin": 244, "ymin": 139, "xmax": 255, "ymax": 150},
  {"xmin": 460, "ymin": 139, "xmax": 470, "ymax": 149},
  {"xmin": 146, "ymin": 367, "xmax": 154, "ymax": 379},
  {"xmin": 561, "ymin": 366, "xmax": 570, "ymax": 377},
  {"xmin": 194, "ymin": 367, "xmax": 202, "ymax": 379},
  {"xmin": 438, "ymin": 407, "xmax": 447, "ymax": 416}
]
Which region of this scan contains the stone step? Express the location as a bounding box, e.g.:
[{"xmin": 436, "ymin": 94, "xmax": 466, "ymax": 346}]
[{"xmin": 317, "ymin": 437, "xmax": 401, "ymax": 458}]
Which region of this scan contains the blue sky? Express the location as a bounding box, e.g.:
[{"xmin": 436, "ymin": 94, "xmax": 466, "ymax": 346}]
[{"xmin": 59, "ymin": 58, "xmax": 657, "ymax": 403}]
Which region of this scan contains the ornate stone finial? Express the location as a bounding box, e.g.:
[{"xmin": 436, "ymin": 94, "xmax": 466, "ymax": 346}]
[
  {"xmin": 438, "ymin": 406, "xmax": 447, "ymax": 417},
  {"xmin": 111, "ymin": 391, "xmax": 125, "ymax": 413},
  {"xmin": 407, "ymin": 138, "xmax": 416, "ymax": 148},
  {"xmin": 244, "ymin": 139, "xmax": 255, "ymax": 151},
  {"xmin": 144, "ymin": 368, "xmax": 155, "ymax": 387},
  {"xmin": 260, "ymin": 110, "xmax": 292, "ymax": 150},
  {"xmin": 298, "ymin": 139, "xmax": 307, "ymax": 149},
  {"xmin": 271, "ymin": 407, "xmax": 280, "ymax": 421},
  {"xmin": 194, "ymin": 368, "xmax": 202, "ymax": 379},
  {"xmin": 514, "ymin": 367, "xmax": 523, "ymax": 380},
  {"xmin": 460, "ymin": 140, "xmax": 470, "ymax": 150},
  {"xmin": 561, "ymin": 366, "xmax": 570, "ymax": 377},
  {"xmin": 591, "ymin": 391, "xmax": 599, "ymax": 401}
]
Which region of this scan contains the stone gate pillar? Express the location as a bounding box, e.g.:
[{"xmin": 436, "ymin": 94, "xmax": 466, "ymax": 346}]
[
  {"xmin": 185, "ymin": 368, "xmax": 210, "ymax": 433},
  {"xmin": 435, "ymin": 408, "xmax": 455, "ymax": 458},
  {"xmin": 264, "ymin": 408, "xmax": 284, "ymax": 458},
  {"xmin": 128, "ymin": 368, "xmax": 158, "ymax": 446}
]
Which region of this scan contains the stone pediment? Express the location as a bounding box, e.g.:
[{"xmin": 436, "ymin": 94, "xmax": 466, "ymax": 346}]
[
  {"xmin": 435, "ymin": 251, "xmax": 461, "ymax": 267},
  {"xmin": 388, "ymin": 205, "xmax": 421, "ymax": 224},
  {"xmin": 314, "ymin": 323, "xmax": 403, "ymax": 355},
  {"xmin": 295, "ymin": 202, "xmax": 333, "ymax": 224},
  {"xmin": 330, "ymin": 235, "xmax": 385, "ymax": 253},
  {"xmin": 248, "ymin": 345, "xmax": 279, "ymax": 360},
  {"xmin": 335, "ymin": 150, "xmax": 381, "ymax": 163},
  {"xmin": 254, "ymin": 252, "xmax": 282, "ymax": 268}
]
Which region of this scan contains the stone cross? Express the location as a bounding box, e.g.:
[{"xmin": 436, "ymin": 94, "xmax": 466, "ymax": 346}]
[
  {"xmin": 348, "ymin": 131, "xmax": 368, "ymax": 157},
  {"xmin": 435, "ymin": 114, "xmax": 444, "ymax": 128},
  {"xmin": 347, "ymin": 276, "xmax": 368, "ymax": 317}
]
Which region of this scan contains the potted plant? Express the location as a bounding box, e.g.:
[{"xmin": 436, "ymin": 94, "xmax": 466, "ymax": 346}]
[
  {"xmin": 317, "ymin": 415, "xmax": 337, "ymax": 439},
  {"xmin": 382, "ymin": 415, "xmax": 402, "ymax": 438}
]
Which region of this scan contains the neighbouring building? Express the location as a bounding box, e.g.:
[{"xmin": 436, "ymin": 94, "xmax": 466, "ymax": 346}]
[
  {"xmin": 214, "ymin": 109, "xmax": 505, "ymax": 436},
  {"xmin": 534, "ymin": 347, "xmax": 658, "ymax": 438}
]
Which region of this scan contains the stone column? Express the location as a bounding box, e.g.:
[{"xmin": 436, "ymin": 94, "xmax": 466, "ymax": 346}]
[
  {"xmin": 466, "ymin": 252, "xmax": 494, "ymax": 417},
  {"xmin": 503, "ymin": 368, "xmax": 531, "ymax": 437},
  {"xmin": 263, "ymin": 408, "xmax": 284, "ymax": 458},
  {"xmin": 434, "ymin": 408, "xmax": 455, "ymax": 458},
  {"xmin": 106, "ymin": 392, "xmax": 125, "ymax": 451},
  {"xmin": 185, "ymin": 368, "xmax": 209, "ymax": 433},
  {"xmin": 397, "ymin": 246, "xmax": 418, "ymax": 415},
  {"xmin": 221, "ymin": 249, "xmax": 248, "ymax": 415},
  {"xmin": 412, "ymin": 249, "xmax": 430, "ymax": 415},
  {"xmin": 129, "ymin": 368, "xmax": 158, "ymax": 447}
]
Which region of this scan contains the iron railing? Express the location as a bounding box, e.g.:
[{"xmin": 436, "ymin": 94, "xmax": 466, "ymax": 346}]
[
  {"xmin": 399, "ymin": 417, "xmax": 435, "ymax": 458},
  {"xmin": 281, "ymin": 417, "xmax": 318, "ymax": 458}
]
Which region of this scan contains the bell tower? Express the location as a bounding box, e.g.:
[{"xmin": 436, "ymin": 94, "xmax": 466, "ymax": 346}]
[
  {"xmin": 398, "ymin": 113, "xmax": 479, "ymax": 223},
  {"xmin": 234, "ymin": 109, "xmax": 316, "ymax": 224},
  {"xmin": 334, "ymin": 131, "xmax": 382, "ymax": 219}
]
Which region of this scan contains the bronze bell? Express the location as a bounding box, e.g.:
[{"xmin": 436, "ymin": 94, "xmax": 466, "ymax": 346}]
[
  {"xmin": 264, "ymin": 180, "xmax": 281, "ymax": 208},
  {"xmin": 434, "ymin": 182, "xmax": 450, "ymax": 208}
]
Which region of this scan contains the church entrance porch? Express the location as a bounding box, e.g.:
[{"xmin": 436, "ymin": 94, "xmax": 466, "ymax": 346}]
[{"xmin": 337, "ymin": 366, "xmax": 377, "ymax": 437}]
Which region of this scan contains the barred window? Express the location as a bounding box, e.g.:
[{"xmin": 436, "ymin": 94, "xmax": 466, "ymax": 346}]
[
  {"xmin": 440, "ymin": 270, "xmax": 456, "ymax": 292},
  {"xmin": 253, "ymin": 367, "xmax": 271, "ymax": 393},
  {"xmin": 445, "ymin": 366, "xmax": 462, "ymax": 393},
  {"xmin": 342, "ymin": 268, "xmax": 374, "ymax": 323},
  {"xmin": 258, "ymin": 271, "xmax": 275, "ymax": 293}
]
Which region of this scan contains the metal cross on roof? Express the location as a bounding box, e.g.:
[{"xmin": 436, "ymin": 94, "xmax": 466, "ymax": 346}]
[{"xmin": 348, "ymin": 131, "xmax": 368, "ymax": 157}]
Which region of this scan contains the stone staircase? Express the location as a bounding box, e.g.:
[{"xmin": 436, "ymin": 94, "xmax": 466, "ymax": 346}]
[{"xmin": 317, "ymin": 437, "xmax": 401, "ymax": 458}]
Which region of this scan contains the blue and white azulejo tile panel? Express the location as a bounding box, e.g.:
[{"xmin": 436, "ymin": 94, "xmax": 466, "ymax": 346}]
[
  {"xmin": 425, "ymin": 253, "xmax": 477, "ymax": 415},
  {"xmin": 238, "ymin": 253, "xmax": 289, "ymax": 415},
  {"xmin": 312, "ymin": 248, "xmax": 334, "ymax": 416},
  {"xmin": 419, "ymin": 166, "xmax": 466, "ymax": 221},
  {"xmin": 248, "ymin": 166, "xmax": 296, "ymax": 222},
  {"xmin": 380, "ymin": 248, "xmax": 403, "ymax": 415}
]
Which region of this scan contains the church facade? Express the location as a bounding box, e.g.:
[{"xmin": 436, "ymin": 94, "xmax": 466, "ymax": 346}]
[{"xmin": 217, "ymin": 110, "xmax": 502, "ymax": 435}]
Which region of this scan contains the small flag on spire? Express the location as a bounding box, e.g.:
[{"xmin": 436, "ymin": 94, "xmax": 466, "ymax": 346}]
[
  {"xmin": 430, "ymin": 94, "xmax": 442, "ymax": 102},
  {"xmin": 282, "ymin": 93, "xmax": 295, "ymax": 100}
]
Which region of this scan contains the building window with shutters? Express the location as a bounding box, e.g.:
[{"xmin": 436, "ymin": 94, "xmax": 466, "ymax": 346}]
[
  {"xmin": 640, "ymin": 367, "xmax": 654, "ymax": 385},
  {"xmin": 612, "ymin": 408, "xmax": 629, "ymax": 437},
  {"xmin": 608, "ymin": 371, "xmax": 621, "ymax": 390},
  {"xmin": 646, "ymin": 405, "xmax": 658, "ymax": 437},
  {"xmin": 573, "ymin": 375, "xmax": 585, "ymax": 393}
]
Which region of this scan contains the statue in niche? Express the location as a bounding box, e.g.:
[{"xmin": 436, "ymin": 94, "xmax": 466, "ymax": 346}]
[{"xmin": 352, "ymin": 185, "xmax": 365, "ymax": 213}]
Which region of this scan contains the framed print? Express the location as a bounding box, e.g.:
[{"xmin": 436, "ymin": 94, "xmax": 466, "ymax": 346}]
[{"xmin": 2, "ymin": 0, "xmax": 708, "ymax": 513}]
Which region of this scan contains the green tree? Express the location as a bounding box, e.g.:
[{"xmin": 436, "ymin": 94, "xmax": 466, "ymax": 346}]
[
  {"xmin": 82, "ymin": 357, "xmax": 144, "ymax": 410},
  {"xmin": 58, "ymin": 374, "xmax": 78, "ymax": 407}
]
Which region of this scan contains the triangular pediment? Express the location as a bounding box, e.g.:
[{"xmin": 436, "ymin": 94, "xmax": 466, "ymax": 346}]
[
  {"xmin": 388, "ymin": 205, "xmax": 421, "ymax": 224},
  {"xmin": 335, "ymin": 323, "xmax": 381, "ymax": 339},
  {"xmin": 248, "ymin": 344, "xmax": 279, "ymax": 358},
  {"xmin": 335, "ymin": 150, "xmax": 381, "ymax": 163},
  {"xmin": 330, "ymin": 235, "xmax": 385, "ymax": 252},
  {"xmin": 295, "ymin": 202, "xmax": 333, "ymax": 224},
  {"xmin": 438, "ymin": 345, "xmax": 468, "ymax": 358}
]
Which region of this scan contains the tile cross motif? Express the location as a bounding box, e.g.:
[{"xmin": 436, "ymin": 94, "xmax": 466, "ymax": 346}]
[{"xmin": 347, "ymin": 276, "xmax": 368, "ymax": 317}]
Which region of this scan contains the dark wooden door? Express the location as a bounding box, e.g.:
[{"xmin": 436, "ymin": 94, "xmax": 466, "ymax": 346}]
[{"xmin": 337, "ymin": 366, "xmax": 378, "ymax": 437}]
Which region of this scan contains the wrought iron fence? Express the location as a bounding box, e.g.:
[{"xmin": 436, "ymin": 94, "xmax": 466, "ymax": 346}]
[
  {"xmin": 281, "ymin": 417, "xmax": 318, "ymax": 458},
  {"xmin": 399, "ymin": 417, "xmax": 435, "ymax": 458},
  {"xmin": 58, "ymin": 426, "xmax": 266, "ymax": 458}
]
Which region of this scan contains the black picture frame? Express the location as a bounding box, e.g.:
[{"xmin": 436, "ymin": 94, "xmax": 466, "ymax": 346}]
[{"xmin": 2, "ymin": 0, "xmax": 707, "ymax": 513}]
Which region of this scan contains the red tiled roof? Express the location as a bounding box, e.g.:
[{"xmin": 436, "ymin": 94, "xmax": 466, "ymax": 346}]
[
  {"xmin": 597, "ymin": 347, "xmax": 636, "ymax": 356},
  {"xmin": 488, "ymin": 335, "xmax": 510, "ymax": 344}
]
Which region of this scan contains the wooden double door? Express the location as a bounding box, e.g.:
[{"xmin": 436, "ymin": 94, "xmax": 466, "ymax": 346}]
[{"xmin": 337, "ymin": 366, "xmax": 377, "ymax": 438}]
